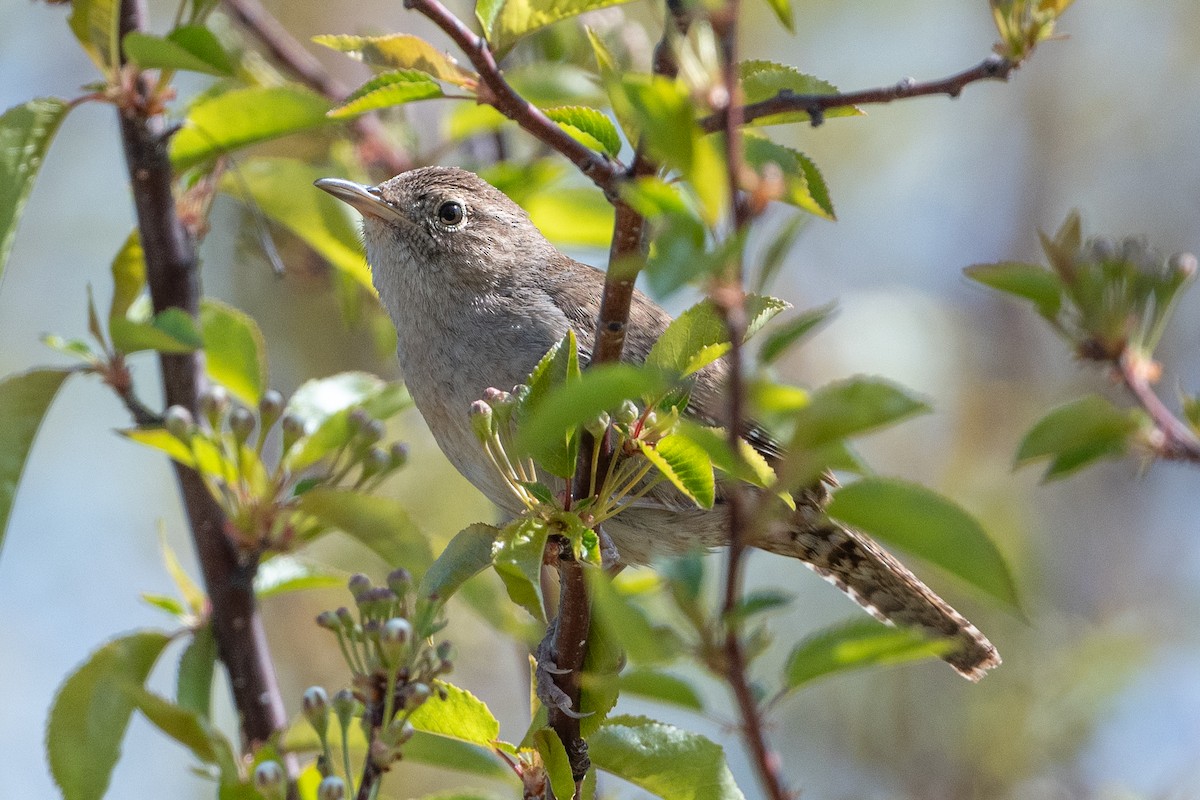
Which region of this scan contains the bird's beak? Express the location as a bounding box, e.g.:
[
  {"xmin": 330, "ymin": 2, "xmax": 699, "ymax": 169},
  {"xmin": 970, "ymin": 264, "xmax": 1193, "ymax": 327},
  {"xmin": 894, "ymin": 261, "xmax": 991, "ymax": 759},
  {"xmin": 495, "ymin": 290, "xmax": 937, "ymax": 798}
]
[{"xmin": 314, "ymin": 178, "xmax": 410, "ymax": 227}]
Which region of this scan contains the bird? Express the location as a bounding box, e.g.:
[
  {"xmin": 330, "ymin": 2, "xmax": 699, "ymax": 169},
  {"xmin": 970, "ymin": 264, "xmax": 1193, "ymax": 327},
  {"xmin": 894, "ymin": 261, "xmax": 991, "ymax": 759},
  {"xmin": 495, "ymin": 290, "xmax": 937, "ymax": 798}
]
[{"xmin": 315, "ymin": 166, "xmax": 1000, "ymax": 681}]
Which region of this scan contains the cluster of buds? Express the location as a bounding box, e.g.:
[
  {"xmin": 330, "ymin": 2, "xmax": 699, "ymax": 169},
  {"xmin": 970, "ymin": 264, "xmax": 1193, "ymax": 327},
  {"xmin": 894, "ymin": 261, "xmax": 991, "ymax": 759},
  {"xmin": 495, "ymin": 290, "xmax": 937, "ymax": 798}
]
[
  {"xmin": 309, "ymin": 571, "xmax": 453, "ymax": 782},
  {"xmin": 1040, "ymin": 216, "xmax": 1197, "ymax": 362},
  {"xmin": 157, "ymin": 385, "xmax": 408, "ymax": 553},
  {"xmin": 469, "ymin": 385, "xmax": 542, "ymax": 510}
]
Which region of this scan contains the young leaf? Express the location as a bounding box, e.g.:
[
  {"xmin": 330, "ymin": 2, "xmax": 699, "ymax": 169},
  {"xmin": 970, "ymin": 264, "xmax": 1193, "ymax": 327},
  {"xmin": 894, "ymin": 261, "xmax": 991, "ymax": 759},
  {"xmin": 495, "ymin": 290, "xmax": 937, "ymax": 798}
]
[
  {"xmin": 826, "ymin": 477, "xmax": 1020, "ymax": 610},
  {"xmin": 69, "ymin": 0, "xmax": 120, "ymax": 75},
  {"xmin": 295, "ymin": 488, "xmax": 433, "ymax": 576},
  {"xmin": 647, "ymin": 295, "xmax": 789, "ymax": 377},
  {"xmin": 122, "ymin": 26, "xmax": 235, "ymax": 76},
  {"xmin": 743, "ymin": 136, "xmax": 835, "ymax": 220},
  {"xmin": 170, "ymin": 85, "xmax": 331, "ymax": 170},
  {"xmin": 0, "ymin": 368, "xmax": 72, "ymax": 554},
  {"xmin": 199, "ymin": 299, "xmax": 267, "ymax": 407},
  {"xmin": 0, "ymin": 98, "xmax": 70, "ymax": 284},
  {"xmin": 543, "ymin": 106, "xmax": 622, "ymax": 157},
  {"xmin": 407, "ymin": 680, "xmax": 501, "ymax": 746},
  {"xmin": 329, "ymin": 70, "xmax": 444, "ymax": 119},
  {"xmin": 618, "ymin": 670, "xmax": 704, "ymax": 711},
  {"xmin": 47, "ymin": 631, "xmax": 172, "ymax": 800},
  {"xmin": 588, "ymin": 570, "xmax": 682, "ymax": 666},
  {"xmin": 787, "ymin": 376, "xmax": 929, "ymax": 450},
  {"xmin": 532, "ymin": 728, "xmax": 575, "ymax": 800},
  {"xmin": 313, "ymin": 34, "xmax": 475, "ymax": 86},
  {"xmin": 129, "ymin": 686, "xmax": 238, "ymax": 775},
  {"xmin": 120, "ymin": 427, "xmax": 195, "ymax": 467},
  {"xmin": 525, "ymin": 187, "xmax": 615, "ymax": 249},
  {"xmin": 253, "ymin": 556, "xmax": 343, "ymax": 599},
  {"xmin": 1015, "ymin": 394, "xmax": 1141, "ymax": 479},
  {"xmin": 782, "ymin": 618, "xmax": 952, "ymax": 692},
  {"xmin": 739, "ymin": 61, "xmax": 862, "ymax": 125},
  {"xmin": 109, "ymin": 308, "xmax": 203, "ymax": 354},
  {"xmin": 637, "ymin": 434, "xmax": 716, "ymax": 509},
  {"xmin": 589, "ymin": 715, "xmax": 745, "ymax": 800},
  {"xmin": 757, "ymin": 302, "xmax": 836, "ymax": 365},
  {"xmin": 491, "ymin": 517, "xmax": 550, "ymax": 622},
  {"xmin": 284, "ymin": 372, "xmax": 392, "ymax": 431},
  {"xmin": 418, "ymin": 522, "xmax": 503, "ymax": 605},
  {"xmin": 108, "ymin": 231, "xmax": 145, "ymax": 320},
  {"xmin": 964, "ymin": 261, "xmax": 1064, "ymax": 321},
  {"xmin": 402, "ymin": 732, "xmax": 512, "ymax": 779},
  {"xmin": 176, "ymin": 625, "xmax": 217, "ymax": 718},
  {"xmin": 759, "ymin": 0, "xmax": 793, "ymax": 31},
  {"xmin": 477, "ymin": 0, "xmax": 638, "ymax": 57}
]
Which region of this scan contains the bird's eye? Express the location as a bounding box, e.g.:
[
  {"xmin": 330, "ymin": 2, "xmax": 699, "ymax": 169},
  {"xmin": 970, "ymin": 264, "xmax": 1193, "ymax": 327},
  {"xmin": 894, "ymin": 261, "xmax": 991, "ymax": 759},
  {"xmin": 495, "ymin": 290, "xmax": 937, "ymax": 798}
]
[{"xmin": 436, "ymin": 201, "xmax": 464, "ymax": 227}]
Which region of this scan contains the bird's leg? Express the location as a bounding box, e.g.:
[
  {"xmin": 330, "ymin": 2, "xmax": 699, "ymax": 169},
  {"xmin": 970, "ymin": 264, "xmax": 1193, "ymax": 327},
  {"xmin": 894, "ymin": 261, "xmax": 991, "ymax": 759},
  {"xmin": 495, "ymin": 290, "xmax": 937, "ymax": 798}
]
[{"xmin": 533, "ymin": 615, "xmax": 588, "ymax": 718}]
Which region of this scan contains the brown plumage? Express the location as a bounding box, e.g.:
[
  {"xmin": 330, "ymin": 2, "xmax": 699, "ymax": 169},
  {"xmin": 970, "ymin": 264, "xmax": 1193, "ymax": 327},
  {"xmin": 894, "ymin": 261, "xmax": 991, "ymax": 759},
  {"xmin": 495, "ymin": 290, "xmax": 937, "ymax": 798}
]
[{"xmin": 316, "ymin": 166, "xmax": 1000, "ymax": 681}]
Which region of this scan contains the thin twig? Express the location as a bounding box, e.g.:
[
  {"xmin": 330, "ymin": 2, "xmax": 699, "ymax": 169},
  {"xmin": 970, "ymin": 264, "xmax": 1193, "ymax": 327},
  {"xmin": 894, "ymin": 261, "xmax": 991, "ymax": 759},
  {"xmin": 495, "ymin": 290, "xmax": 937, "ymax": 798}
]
[
  {"xmin": 709, "ymin": 2, "xmax": 790, "ymax": 798},
  {"xmin": 220, "ymin": 0, "xmax": 410, "ymax": 176},
  {"xmin": 117, "ymin": 0, "xmax": 293, "ymax": 778},
  {"xmin": 701, "ymin": 54, "xmax": 1016, "ymax": 132},
  {"xmin": 1116, "ymin": 352, "xmax": 1200, "ymax": 463}
]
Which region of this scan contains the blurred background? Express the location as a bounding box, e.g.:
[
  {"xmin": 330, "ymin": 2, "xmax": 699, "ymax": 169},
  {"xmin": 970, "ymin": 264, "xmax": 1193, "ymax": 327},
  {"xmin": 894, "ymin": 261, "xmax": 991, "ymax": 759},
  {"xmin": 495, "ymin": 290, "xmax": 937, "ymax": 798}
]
[{"xmin": 2, "ymin": 0, "xmax": 1199, "ymax": 798}]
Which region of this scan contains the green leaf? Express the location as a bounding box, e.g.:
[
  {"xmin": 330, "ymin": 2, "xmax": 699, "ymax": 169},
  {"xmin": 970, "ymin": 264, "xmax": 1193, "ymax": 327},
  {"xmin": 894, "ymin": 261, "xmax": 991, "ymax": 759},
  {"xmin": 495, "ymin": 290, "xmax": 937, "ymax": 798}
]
[
  {"xmin": 120, "ymin": 427, "xmax": 195, "ymax": 467},
  {"xmin": 965, "ymin": 260, "xmax": 1064, "ymax": 321},
  {"xmin": 517, "ymin": 364, "xmax": 671, "ymax": 474},
  {"xmin": 618, "ymin": 670, "xmax": 704, "ymax": 711},
  {"xmin": 158, "ymin": 529, "xmax": 206, "ymax": 618},
  {"xmin": 0, "ymin": 368, "xmax": 72, "ymax": 554},
  {"xmin": 1015, "ymin": 395, "xmax": 1141, "ymax": 479},
  {"xmin": 284, "ymin": 371, "xmax": 395, "ymax": 431},
  {"xmin": 759, "ymin": 0, "xmax": 793, "ymax": 31},
  {"xmin": 515, "ymin": 331, "xmax": 581, "ymax": 478},
  {"xmin": 532, "ymin": 728, "xmax": 575, "ymax": 800},
  {"xmin": 176, "ymin": 625, "xmax": 217, "ymax": 718},
  {"xmin": 477, "ymin": 0, "xmax": 637, "ymax": 57},
  {"xmin": 171, "ymin": 85, "xmax": 331, "ymax": 170},
  {"xmin": 543, "ymin": 106, "xmax": 621, "ymax": 157},
  {"xmin": 647, "ymin": 295, "xmax": 788, "ymax": 377},
  {"xmin": 220, "ymin": 157, "xmax": 372, "ymax": 291},
  {"xmin": 782, "ymin": 618, "xmax": 952, "ymax": 691},
  {"xmin": 122, "ymin": 26, "xmax": 235, "ymax": 76},
  {"xmin": 525, "ymin": 187, "xmax": 615, "ymax": 249},
  {"xmin": 110, "ymin": 308, "xmax": 203, "ymax": 354},
  {"xmin": 254, "ymin": 555, "xmax": 343, "ymax": 599},
  {"xmin": 69, "ymin": 0, "xmax": 120, "ymax": 74},
  {"xmin": 47, "ymin": 631, "xmax": 172, "ymax": 800},
  {"xmin": 403, "ymin": 732, "xmax": 512, "ymax": 780},
  {"xmin": 108, "ymin": 230, "xmax": 145, "ymax": 320},
  {"xmin": 588, "ymin": 570, "xmax": 681, "ymax": 667},
  {"xmin": 726, "ymin": 589, "xmax": 794, "ymax": 622},
  {"xmin": 129, "ymin": 686, "xmax": 238, "ymax": 775},
  {"xmin": 788, "ymin": 376, "xmax": 929, "ymax": 449},
  {"xmin": 589, "ymin": 715, "xmax": 745, "ymax": 800},
  {"xmin": 491, "ymin": 517, "xmax": 550, "ymax": 622},
  {"xmin": 739, "ymin": 61, "xmax": 862, "ymax": 125},
  {"xmin": 329, "ymin": 70, "xmax": 444, "ymax": 119},
  {"xmin": 0, "ymin": 98, "xmax": 70, "ymax": 284},
  {"xmin": 743, "ymin": 136, "xmax": 835, "ymax": 220},
  {"xmin": 295, "ymin": 488, "xmax": 432, "ymax": 575},
  {"xmin": 826, "ymin": 477, "xmax": 1020, "ymax": 610},
  {"xmin": 283, "ymin": 380, "xmax": 410, "ymax": 473},
  {"xmin": 199, "ymin": 299, "xmax": 267, "ymax": 406},
  {"xmin": 418, "ymin": 522, "xmax": 503, "ymax": 604},
  {"xmin": 408, "ymin": 680, "xmax": 501, "ymax": 746},
  {"xmin": 758, "ymin": 302, "xmax": 836, "ymax": 364},
  {"xmin": 313, "ymin": 34, "xmax": 475, "ymax": 85},
  {"xmin": 637, "ymin": 434, "xmax": 715, "ymax": 509}
]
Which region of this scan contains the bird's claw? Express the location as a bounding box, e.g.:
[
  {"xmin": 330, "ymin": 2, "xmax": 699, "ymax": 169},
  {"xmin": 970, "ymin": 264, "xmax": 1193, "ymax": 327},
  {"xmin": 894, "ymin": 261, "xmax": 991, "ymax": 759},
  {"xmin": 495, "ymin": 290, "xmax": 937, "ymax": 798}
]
[{"xmin": 534, "ymin": 624, "xmax": 593, "ymax": 719}]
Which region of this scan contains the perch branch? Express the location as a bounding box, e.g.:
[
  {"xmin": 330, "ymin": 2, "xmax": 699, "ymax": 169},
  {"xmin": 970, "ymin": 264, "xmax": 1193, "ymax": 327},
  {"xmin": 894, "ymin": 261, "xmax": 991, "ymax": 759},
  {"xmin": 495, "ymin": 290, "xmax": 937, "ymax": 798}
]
[{"xmin": 1117, "ymin": 352, "xmax": 1200, "ymax": 463}]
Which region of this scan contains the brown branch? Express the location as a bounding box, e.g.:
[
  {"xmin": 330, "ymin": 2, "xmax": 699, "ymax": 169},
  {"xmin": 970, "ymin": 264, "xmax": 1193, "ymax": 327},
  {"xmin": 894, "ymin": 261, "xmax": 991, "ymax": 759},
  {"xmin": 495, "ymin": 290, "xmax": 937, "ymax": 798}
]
[
  {"xmin": 1117, "ymin": 352, "xmax": 1200, "ymax": 463},
  {"xmin": 701, "ymin": 54, "xmax": 1016, "ymax": 132},
  {"xmin": 118, "ymin": 0, "xmax": 292, "ymax": 770},
  {"xmin": 221, "ymin": 0, "xmax": 411, "ymax": 177},
  {"xmin": 709, "ymin": 3, "xmax": 790, "ymax": 799},
  {"xmin": 402, "ymin": 0, "xmax": 622, "ymax": 194}
]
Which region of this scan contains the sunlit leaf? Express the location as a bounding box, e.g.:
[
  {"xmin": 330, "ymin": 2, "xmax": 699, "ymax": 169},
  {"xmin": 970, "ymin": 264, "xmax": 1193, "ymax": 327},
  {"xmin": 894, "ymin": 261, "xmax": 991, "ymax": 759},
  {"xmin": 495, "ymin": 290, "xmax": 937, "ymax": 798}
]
[
  {"xmin": 543, "ymin": 106, "xmax": 621, "ymax": 157},
  {"xmin": 129, "ymin": 686, "xmax": 238, "ymax": 775},
  {"xmin": 69, "ymin": 0, "xmax": 120, "ymax": 74},
  {"xmin": 589, "ymin": 715, "xmax": 745, "ymax": 800},
  {"xmin": 283, "ymin": 380, "xmax": 409, "ymax": 472},
  {"xmin": 758, "ymin": 302, "xmax": 836, "ymax": 364},
  {"xmin": 647, "ymin": 295, "xmax": 789, "ymax": 377},
  {"xmin": 403, "ymin": 732, "xmax": 512, "ymax": 780},
  {"xmin": 408, "ymin": 680, "xmax": 501, "ymax": 746},
  {"xmin": 965, "ymin": 260, "xmax": 1064, "ymax": 321},
  {"xmin": 1016, "ymin": 395, "xmax": 1141, "ymax": 479},
  {"xmin": 588, "ymin": 570, "xmax": 682, "ymax": 666},
  {"xmin": 477, "ymin": 0, "xmax": 638, "ymax": 57},
  {"xmin": 295, "ymin": 488, "xmax": 432, "ymax": 575},
  {"xmin": 110, "ymin": 308, "xmax": 203, "ymax": 354},
  {"xmin": 619, "ymin": 670, "xmax": 704, "ymax": 711},
  {"xmin": 171, "ymin": 85, "xmax": 331, "ymax": 170},
  {"xmin": 739, "ymin": 61, "xmax": 861, "ymax": 125},
  {"xmin": 788, "ymin": 376, "xmax": 929, "ymax": 450},
  {"xmin": 418, "ymin": 522, "xmax": 502, "ymax": 606},
  {"xmin": 826, "ymin": 477, "xmax": 1020, "ymax": 610},
  {"xmin": 176, "ymin": 625, "xmax": 217, "ymax": 718},
  {"xmin": 759, "ymin": 0, "xmax": 793, "ymax": 31},
  {"xmin": 47, "ymin": 631, "xmax": 172, "ymax": 800},
  {"xmin": 254, "ymin": 556, "xmax": 343, "ymax": 599},
  {"xmin": 526, "ymin": 188, "xmax": 614, "ymax": 249},
  {"xmin": 122, "ymin": 25, "xmax": 235, "ymax": 76},
  {"xmin": 532, "ymin": 728, "xmax": 575, "ymax": 800},
  {"xmin": 782, "ymin": 618, "xmax": 952, "ymax": 691},
  {"xmin": 0, "ymin": 98, "xmax": 70, "ymax": 284},
  {"xmin": 637, "ymin": 434, "xmax": 715, "ymax": 509},
  {"xmin": 199, "ymin": 299, "xmax": 266, "ymax": 407},
  {"xmin": 0, "ymin": 368, "xmax": 72, "ymax": 554},
  {"xmin": 120, "ymin": 427, "xmax": 195, "ymax": 467},
  {"xmin": 313, "ymin": 33, "xmax": 475, "ymax": 86},
  {"xmin": 743, "ymin": 136, "xmax": 835, "ymax": 220},
  {"xmin": 285, "ymin": 371, "xmax": 393, "ymax": 431},
  {"xmin": 329, "ymin": 70, "xmax": 443, "ymax": 119},
  {"xmin": 491, "ymin": 517, "xmax": 550, "ymax": 622},
  {"xmin": 108, "ymin": 230, "xmax": 145, "ymax": 320}
]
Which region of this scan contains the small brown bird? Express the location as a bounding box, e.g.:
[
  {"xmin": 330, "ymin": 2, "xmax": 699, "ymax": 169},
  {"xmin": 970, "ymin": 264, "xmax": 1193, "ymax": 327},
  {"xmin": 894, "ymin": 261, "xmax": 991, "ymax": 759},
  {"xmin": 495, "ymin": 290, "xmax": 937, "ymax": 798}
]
[{"xmin": 316, "ymin": 167, "xmax": 1000, "ymax": 680}]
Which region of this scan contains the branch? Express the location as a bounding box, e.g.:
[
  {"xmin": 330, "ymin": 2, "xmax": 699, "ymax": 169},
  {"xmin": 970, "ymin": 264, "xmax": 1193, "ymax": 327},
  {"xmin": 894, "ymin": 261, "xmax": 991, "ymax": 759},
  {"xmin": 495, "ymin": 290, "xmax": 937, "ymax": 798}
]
[
  {"xmin": 700, "ymin": 54, "xmax": 1016, "ymax": 132},
  {"xmin": 118, "ymin": 0, "xmax": 292, "ymax": 766},
  {"xmin": 1117, "ymin": 352, "xmax": 1200, "ymax": 463},
  {"xmin": 221, "ymin": 0, "xmax": 410, "ymax": 176}
]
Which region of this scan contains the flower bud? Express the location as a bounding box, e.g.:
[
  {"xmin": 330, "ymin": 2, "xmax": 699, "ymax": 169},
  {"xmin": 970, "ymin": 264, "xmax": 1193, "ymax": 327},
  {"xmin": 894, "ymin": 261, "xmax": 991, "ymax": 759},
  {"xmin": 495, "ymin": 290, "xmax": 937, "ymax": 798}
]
[
  {"xmin": 258, "ymin": 389, "xmax": 284, "ymax": 427},
  {"xmin": 348, "ymin": 573, "xmax": 372, "ymax": 599},
  {"xmin": 402, "ymin": 681, "xmax": 431, "ymax": 711},
  {"xmin": 164, "ymin": 405, "xmax": 193, "ymax": 440},
  {"xmin": 585, "ymin": 411, "xmax": 611, "ymax": 438},
  {"xmin": 229, "ymin": 406, "xmax": 256, "ymax": 445},
  {"xmin": 389, "ymin": 442, "xmax": 409, "ymax": 469},
  {"xmin": 615, "ymin": 399, "xmax": 639, "ymax": 425},
  {"xmin": 360, "ymin": 447, "xmax": 390, "ymax": 479},
  {"xmin": 302, "ymin": 686, "xmax": 330, "ymax": 737},
  {"xmin": 360, "ymin": 419, "xmax": 385, "ymax": 445},
  {"xmin": 199, "ymin": 385, "xmax": 229, "ymax": 429},
  {"xmin": 332, "ymin": 688, "xmax": 358, "ymax": 729},
  {"xmin": 317, "ymin": 775, "xmax": 346, "ymax": 800},
  {"xmin": 348, "ymin": 408, "xmax": 370, "ymax": 434},
  {"xmin": 469, "ymin": 400, "xmax": 494, "ymax": 442},
  {"xmin": 386, "ymin": 568, "xmax": 412, "ymax": 596},
  {"xmin": 1169, "ymin": 252, "xmax": 1197, "ymax": 279},
  {"xmin": 379, "ymin": 617, "xmax": 413, "ymax": 664},
  {"xmin": 280, "ymin": 414, "xmax": 305, "ymax": 451},
  {"xmin": 253, "ymin": 760, "xmax": 285, "ymax": 799},
  {"xmin": 385, "ymin": 717, "xmax": 415, "ymax": 746},
  {"xmin": 315, "ymin": 610, "xmax": 338, "ymax": 630}
]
